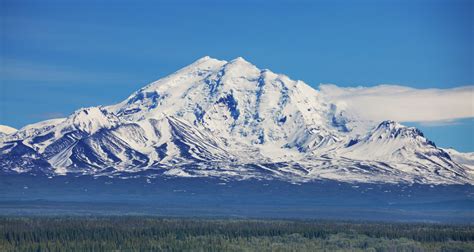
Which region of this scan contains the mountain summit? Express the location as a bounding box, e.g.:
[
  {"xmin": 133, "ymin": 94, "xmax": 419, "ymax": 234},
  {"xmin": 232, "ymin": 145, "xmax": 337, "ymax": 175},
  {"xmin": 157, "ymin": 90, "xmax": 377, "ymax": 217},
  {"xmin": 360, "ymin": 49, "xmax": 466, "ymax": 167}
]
[{"xmin": 0, "ymin": 57, "xmax": 472, "ymax": 184}]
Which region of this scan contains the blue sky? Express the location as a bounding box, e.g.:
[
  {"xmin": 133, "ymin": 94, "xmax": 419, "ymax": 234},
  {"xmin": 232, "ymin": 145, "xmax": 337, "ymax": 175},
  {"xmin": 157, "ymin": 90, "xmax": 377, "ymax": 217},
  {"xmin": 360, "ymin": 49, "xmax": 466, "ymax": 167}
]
[{"xmin": 0, "ymin": 0, "xmax": 472, "ymax": 151}]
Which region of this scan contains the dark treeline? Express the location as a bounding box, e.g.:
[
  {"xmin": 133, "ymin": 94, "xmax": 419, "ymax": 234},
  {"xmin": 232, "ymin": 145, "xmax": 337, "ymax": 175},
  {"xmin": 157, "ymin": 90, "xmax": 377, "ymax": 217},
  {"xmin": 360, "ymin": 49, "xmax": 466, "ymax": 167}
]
[{"xmin": 0, "ymin": 216, "xmax": 473, "ymax": 251}]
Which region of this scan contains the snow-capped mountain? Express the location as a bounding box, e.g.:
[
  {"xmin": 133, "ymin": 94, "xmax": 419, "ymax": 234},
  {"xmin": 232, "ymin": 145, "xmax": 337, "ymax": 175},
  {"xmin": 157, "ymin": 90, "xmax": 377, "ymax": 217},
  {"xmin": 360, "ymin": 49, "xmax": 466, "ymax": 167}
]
[
  {"xmin": 0, "ymin": 125, "xmax": 17, "ymax": 137},
  {"xmin": 0, "ymin": 57, "xmax": 472, "ymax": 184},
  {"xmin": 442, "ymin": 148, "xmax": 474, "ymax": 175}
]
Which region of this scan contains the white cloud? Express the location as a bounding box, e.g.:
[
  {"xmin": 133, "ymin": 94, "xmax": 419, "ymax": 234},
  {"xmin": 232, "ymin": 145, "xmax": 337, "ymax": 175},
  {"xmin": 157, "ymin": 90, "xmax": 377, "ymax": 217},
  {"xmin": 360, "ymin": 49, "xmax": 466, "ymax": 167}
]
[{"xmin": 319, "ymin": 84, "xmax": 474, "ymax": 123}]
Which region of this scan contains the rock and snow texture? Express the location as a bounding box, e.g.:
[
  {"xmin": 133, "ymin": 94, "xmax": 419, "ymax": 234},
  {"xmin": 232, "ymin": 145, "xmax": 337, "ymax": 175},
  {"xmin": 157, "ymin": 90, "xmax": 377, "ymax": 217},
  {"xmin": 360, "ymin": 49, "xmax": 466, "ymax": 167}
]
[
  {"xmin": 0, "ymin": 56, "xmax": 472, "ymax": 184},
  {"xmin": 442, "ymin": 148, "xmax": 474, "ymax": 176},
  {"xmin": 0, "ymin": 125, "xmax": 17, "ymax": 137}
]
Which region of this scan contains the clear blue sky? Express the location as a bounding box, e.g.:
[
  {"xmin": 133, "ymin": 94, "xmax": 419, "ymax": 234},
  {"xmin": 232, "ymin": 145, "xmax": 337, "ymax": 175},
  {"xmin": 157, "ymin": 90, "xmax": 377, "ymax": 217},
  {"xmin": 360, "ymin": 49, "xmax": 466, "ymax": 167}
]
[{"xmin": 1, "ymin": 0, "xmax": 473, "ymax": 151}]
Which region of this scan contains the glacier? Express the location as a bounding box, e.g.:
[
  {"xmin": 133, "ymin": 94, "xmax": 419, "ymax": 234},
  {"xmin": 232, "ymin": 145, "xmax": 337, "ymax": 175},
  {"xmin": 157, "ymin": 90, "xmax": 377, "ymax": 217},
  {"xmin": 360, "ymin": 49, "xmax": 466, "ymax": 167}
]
[{"xmin": 0, "ymin": 56, "xmax": 472, "ymax": 185}]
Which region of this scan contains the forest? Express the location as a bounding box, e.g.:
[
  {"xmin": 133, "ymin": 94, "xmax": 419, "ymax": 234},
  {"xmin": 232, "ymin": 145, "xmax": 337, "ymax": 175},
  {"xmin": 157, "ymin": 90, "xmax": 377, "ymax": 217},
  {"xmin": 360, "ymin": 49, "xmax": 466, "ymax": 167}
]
[{"xmin": 0, "ymin": 217, "xmax": 473, "ymax": 251}]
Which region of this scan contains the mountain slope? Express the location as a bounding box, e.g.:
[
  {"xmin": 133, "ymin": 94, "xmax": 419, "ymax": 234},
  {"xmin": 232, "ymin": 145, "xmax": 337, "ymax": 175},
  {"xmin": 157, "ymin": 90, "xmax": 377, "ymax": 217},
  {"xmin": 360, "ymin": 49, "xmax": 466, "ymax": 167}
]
[
  {"xmin": 0, "ymin": 125, "xmax": 17, "ymax": 137},
  {"xmin": 442, "ymin": 148, "xmax": 474, "ymax": 175},
  {"xmin": 0, "ymin": 57, "xmax": 472, "ymax": 184}
]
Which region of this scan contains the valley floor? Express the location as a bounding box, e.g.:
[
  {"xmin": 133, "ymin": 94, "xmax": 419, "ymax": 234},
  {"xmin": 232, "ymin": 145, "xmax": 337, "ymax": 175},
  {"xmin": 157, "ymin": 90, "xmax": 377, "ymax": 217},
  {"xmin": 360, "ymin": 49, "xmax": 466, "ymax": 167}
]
[
  {"xmin": 1, "ymin": 175, "xmax": 473, "ymax": 223},
  {"xmin": 0, "ymin": 217, "xmax": 473, "ymax": 251}
]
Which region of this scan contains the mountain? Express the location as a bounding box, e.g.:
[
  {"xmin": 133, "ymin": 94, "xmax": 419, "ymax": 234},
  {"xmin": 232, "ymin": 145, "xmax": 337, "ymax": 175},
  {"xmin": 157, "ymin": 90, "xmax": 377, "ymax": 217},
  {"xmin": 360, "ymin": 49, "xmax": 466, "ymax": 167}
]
[
  {"xmin": 442, "ymin": 148, "xmax": 474, "ymax": 175},
  {"xmin": 0, "ymin": 56, "xmax": 472, "ymax": 184},
  {"xmin": 0, "ymin": 125, "xmax": 17, "ymax": 137}
]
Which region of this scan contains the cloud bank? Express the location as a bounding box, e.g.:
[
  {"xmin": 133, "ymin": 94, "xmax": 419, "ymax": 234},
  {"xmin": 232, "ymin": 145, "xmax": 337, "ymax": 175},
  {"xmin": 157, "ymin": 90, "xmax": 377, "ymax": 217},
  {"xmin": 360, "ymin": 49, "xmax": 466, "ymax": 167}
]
[{"xmin": 319, "ymin": 84, "xmax": 474, "ymax": 123}]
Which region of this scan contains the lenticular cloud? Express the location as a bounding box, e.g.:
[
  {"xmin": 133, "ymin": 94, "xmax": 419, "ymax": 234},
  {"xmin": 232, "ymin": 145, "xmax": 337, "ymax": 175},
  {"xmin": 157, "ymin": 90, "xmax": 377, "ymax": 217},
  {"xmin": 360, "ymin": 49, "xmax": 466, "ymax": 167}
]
[{"xmin": 319, "ymin": 84, "xmax": 474, "ymax": 123}]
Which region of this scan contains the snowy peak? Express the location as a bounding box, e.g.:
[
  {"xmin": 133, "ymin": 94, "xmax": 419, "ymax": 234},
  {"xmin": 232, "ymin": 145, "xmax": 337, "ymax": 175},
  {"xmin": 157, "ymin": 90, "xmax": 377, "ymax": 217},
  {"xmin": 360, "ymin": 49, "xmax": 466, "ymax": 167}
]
[
  {"xmin": 232, "ymin": 56, "xmax": 249, "ymax": 62},
  {"xmin": 176, "ymin": 56, "xmax": 227, "ymax": 72},
  {"xmin": 0, "ymin": 56, "xmax": 472, "ymax": 185},
  {"xmin": 342, "ymin": 120, "xmax": 455, "ymax": 167},
  {"xmin": 224, "ymin": 57, "xmax": 260, "ymax": 75},
  {"xmin": 345, "ymin": 120, "xmax": 436, "ymax": 153},
  {"xmin": 0, "ymin": 125, "xmax": 17, "ymax": 136},
  {"xmin": 107, "ymin": 55, "xmax": 331, "ymax": 148},
  {"xmin": 443, "ymin": 148, "xmax": 474, "ymax": 174},
  {"xmin": 367, "ymin": 120, "xmax": 432, "ymax": 144},
  {"xmin": 67, "ymin": 107, "xmax": 119, "ymax": 134}
]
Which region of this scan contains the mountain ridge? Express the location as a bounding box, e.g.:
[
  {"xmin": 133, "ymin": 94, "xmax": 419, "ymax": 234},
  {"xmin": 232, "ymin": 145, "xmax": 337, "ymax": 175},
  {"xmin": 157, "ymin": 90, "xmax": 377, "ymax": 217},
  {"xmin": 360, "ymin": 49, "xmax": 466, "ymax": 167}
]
[
  {"xmin": 0, "ymin": 125, "xmax": 17, "ymax": 137},
  {"xmin": 0, "ymin": 56, "xmax": 472, "ymax": 185}
]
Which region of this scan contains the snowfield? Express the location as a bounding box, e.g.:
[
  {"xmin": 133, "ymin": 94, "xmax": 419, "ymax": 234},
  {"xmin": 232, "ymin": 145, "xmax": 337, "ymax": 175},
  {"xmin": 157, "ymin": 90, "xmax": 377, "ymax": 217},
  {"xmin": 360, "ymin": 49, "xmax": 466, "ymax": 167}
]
[{"xmin": 0, "ymin": 56, "xmax": 472, "ymax": 185}]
